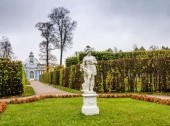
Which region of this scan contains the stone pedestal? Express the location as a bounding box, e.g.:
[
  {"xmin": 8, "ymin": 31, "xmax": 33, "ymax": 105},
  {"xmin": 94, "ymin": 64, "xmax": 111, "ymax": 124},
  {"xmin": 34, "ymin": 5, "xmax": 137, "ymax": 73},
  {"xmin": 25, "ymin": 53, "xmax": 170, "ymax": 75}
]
[{"xmin": 81, "ymin": 92, "xmax": 99, "ymax": 116}]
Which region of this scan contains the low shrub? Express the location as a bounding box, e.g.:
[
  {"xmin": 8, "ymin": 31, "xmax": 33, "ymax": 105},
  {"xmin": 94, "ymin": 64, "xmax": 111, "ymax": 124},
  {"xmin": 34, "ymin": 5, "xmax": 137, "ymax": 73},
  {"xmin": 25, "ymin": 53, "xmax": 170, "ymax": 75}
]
[
  {"xmin": 0, "ymin": 102, "xmax": 7, "ymax": 113},
  {"xmin": 8, "ymin": 94, "xmax": 81, "ymax": 104},
  {"xmin": 0, "ymin": 58, "xmax": 24, "ymax": 97},
  {"xmin": 98, "ymin": 93, "xmax": 170, "ymax": 106}
]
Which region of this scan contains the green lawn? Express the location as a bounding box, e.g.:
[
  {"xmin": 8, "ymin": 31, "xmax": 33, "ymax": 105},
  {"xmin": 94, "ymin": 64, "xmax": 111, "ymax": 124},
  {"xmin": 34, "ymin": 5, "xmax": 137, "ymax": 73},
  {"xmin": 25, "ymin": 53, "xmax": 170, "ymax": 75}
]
[
  {"xmin": 41, "ymin": 82, "xmax": 81, "ymax": 94},
  {"xmin": 0, "ymin": 98, "xmax": 170, "ymax": 126},
  {"xmin": 0, "ymin": 86, "xmax": 35, "ymax": 99},
  {"xmin": 52, "ymin": 84, "xmax": 81, "ymax": 94},
  {"xmin": 22, "ymin": 85, "xmax": 35, "ymax": 97}
]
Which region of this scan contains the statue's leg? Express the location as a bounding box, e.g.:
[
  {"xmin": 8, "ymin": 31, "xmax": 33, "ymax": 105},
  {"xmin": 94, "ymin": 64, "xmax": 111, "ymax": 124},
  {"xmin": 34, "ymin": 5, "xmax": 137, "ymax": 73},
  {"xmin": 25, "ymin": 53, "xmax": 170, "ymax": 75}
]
[
  {"xmin": 81, "ymin": 83, "xmax": 84, "ymax": 91},
  {"xmin": 84, "ymin": 74, "xmax": 88, "ymax": 92},
  {"xmin": 86, "ymin": 73, "xmax": 92, "ymax": 91},
  {"xmin": 90, "ymin": 75, "xmax": 94, "ymax": 91}
]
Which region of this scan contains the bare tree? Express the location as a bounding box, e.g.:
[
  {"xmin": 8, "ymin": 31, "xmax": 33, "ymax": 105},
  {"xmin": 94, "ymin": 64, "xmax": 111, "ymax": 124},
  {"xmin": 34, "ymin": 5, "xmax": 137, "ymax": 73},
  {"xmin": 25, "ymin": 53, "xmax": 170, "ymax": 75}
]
[
  {"xmin": 161, "ymin": 46, "xmax": 169, "ymax": 50},
  {"xmin": 105, "ymin": 48, "xmax": 113, "ymax": 53},
  {"xmin": 113, "ymin": 46, "xmax": 118, "ymax": 53},
  {"xmin": 0, "ymin": 36, "xmax": 14, "ymax": 59},
  {"xmin": 35, "ymin": 22, "xmax": 57, "ymax": 72},
  {"xmin": 133, "ymin": 44, "xmax": 139, "ymax": 51},
  {"xmin": 139, "ymin": 46, "xmax": 146, "ymax": 51},
  {"xmin": 49, "ymin": 7, "xmax": 77, "ymax": 65},
  {"xmin": 149, "ymin": 45, "xmax": 159, "ymax": 51}
]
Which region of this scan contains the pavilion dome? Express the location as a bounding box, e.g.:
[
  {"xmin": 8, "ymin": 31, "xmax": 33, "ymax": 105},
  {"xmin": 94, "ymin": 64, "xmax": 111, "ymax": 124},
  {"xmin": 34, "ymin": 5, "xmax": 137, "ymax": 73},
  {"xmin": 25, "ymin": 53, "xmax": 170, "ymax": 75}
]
[{"xmin": 24, "ymin": 52, "xmax": 40, "ymax": 67}]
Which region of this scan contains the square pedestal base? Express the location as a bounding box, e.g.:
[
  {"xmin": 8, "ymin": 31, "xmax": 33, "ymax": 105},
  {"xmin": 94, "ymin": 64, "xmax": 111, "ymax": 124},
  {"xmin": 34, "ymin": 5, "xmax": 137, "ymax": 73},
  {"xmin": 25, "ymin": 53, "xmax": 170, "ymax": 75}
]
[{"xmin": 81, "ymin": 92, "xmax": 99, "ymax": 116}]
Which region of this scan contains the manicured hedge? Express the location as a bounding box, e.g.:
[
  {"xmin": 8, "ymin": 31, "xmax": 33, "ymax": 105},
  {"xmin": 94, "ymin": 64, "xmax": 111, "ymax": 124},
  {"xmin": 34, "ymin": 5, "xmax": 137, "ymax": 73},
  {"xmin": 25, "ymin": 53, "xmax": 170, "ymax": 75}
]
[
  {"xmin": 66, "ymin": 50, "xmax": 170, "ymax": 67},
  {"xmin": 0, "ymin": 58, "xmax": 24, "ymax": 97},
  {"xmin": 40, "ymin": 57, "xmax": 170, "ymax": 93},
  {"xmin": 65, "ymin": 56, "xmax": 78, "ymax": 67}
]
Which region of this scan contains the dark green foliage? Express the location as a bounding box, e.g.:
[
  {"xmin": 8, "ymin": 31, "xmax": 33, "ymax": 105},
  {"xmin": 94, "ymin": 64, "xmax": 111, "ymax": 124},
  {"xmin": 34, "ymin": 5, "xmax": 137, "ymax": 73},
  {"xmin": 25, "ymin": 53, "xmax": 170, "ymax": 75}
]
[
  {"xmin": 74, "ymin": 65, "xmax": 83, "ymax": 90},
  {"xmin": 66, "ymin": 65, "xmax": 83, "ymax": 89},
  {"xmin": 66, "ymin": 50, "xmax": 170, "ymax": 67},
  {"xmin": 0, "ymin": 58, "xmax": 24, "ymax": 97},
  {"xmin": 40, "ymin": 57, "xmax": 170, "ymax": 93},
  {"xmin": 69, "ymin": 66, "xmax": 76, "ymax": 89},
  {"xmin": 53, "ymin": 65, "xmax": 63, "ymax": 85},
  {"xmin": 39, "ymin": 72, "xmax": 50, "ymax": 84},
  {"xmin": 49, "ymin": 72, "xmax": 53, "ymax": 84},
  {"xmin": 54, "ymin": 65, "xmax": 64, "ymax": 71},
  {"xmin": 65, "ymin": 57, "xmax": 78, "ymax": 67},
  {"xmin": 63, "ymin": 67, "xmax": 71, "ymax": 87},
  {"xmin": 52, "ymin": 71, "xmax": 58, "ymax": 85}
]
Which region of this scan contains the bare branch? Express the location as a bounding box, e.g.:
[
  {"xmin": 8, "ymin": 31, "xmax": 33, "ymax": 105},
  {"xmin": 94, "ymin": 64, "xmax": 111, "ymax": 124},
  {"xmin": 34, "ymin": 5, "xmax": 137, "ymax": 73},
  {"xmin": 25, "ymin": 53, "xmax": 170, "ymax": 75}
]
[
  {"xmin": 48, "ymin": 7, "xmax": 77, "ymax": 65},
  {"xmin": 35, "ymin": 22, "xmax": 57, "ymax": 72},
  {"xmin": 0, "ymin": 36, "xmax": 14, "ymax": 59}
]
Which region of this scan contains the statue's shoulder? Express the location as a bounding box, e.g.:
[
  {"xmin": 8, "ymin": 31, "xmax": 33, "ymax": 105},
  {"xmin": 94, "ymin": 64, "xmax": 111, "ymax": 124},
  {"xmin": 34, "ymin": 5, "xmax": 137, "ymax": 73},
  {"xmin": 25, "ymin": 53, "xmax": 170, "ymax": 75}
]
[
  {"xmin": 83, "ymin": 56, "xmax": 88, "ymax": 60},
  {"xmin": 91, "ymin": 55, "xmax": 97, "ymax": 60}
]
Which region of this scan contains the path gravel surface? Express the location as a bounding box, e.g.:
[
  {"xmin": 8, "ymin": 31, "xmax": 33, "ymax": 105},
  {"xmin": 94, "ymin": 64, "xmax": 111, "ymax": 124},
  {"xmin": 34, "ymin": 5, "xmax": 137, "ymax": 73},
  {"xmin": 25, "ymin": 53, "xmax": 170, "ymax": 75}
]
[
  {"xmin": 30, "ymin": 81, "xmax": 72, "ymax": 95},
  {"xmin": 0, "ymin": 81, "xmax": 72, "ymax": 102}
]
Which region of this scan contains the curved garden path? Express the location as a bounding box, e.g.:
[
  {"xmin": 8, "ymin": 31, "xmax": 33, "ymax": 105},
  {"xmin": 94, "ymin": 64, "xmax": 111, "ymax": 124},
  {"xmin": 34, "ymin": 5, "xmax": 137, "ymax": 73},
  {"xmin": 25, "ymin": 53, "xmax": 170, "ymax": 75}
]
[
  {"xmin": 30, "ymin": 81, "xmax": 72, "ymax": 95},
  {"xmin": 0, "ymin": 81, "xmax": 73, "ymax": 102}
]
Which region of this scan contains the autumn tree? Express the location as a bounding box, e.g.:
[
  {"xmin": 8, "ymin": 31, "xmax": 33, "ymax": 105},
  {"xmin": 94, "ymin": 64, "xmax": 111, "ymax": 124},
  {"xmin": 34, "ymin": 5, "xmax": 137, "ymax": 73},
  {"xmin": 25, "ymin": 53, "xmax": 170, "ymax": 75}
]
[
  {"xmin": 49, "ymin": 7, "xmax": 77, "ymax": 65},
  {"xmin": 0, "ymin": 36, "xmax": 14, "ymax": 59},
  {"xmin": 35, "ymin": 22, "xmax": 57, "ymax": 72}
]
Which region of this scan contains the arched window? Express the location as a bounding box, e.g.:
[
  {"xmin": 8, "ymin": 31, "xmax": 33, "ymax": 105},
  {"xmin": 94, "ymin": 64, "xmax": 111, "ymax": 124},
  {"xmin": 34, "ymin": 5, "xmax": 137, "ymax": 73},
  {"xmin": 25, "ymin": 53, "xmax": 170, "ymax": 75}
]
[
  {"xmin": 30, "ymin": 58, "xmax": 34, "ymax": 64},
  {"xmin": 30, "ymin": 71, "xmax": 34, "ymax": 79}
]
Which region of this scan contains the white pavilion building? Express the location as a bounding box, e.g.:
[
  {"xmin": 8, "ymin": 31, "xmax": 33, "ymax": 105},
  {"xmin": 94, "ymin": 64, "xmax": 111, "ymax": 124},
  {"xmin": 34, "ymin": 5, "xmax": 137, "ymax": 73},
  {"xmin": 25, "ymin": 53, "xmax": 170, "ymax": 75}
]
[{"xmin": 24, "ymin": 52, "xmax": 45, "ymax": 80}]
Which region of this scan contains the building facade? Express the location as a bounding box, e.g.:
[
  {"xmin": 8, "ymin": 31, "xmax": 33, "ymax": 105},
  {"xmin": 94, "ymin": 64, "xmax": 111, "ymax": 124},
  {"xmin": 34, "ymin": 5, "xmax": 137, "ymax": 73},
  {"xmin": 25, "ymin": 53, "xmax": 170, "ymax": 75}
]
[{"xmin": 24, "ymin": 52, "xmax": 45, "ymax": 80}]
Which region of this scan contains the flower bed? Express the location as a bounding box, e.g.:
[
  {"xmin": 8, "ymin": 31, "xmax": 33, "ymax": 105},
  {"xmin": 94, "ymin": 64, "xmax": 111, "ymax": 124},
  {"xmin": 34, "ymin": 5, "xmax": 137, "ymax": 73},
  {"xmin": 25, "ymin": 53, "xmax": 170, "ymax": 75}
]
[
  {"xmin": 0, "ymin": 102, "xmax": 7, "ymax": 113},
  {"xmin": 0, "ymin": 93, "xmax": 169, "ymax": 115},
  {"xmin": 9, "ymin": 94, "xmax": 81, "ymax": 104},
  {"xmin": 98, "ymin": 93, "xmax": 170, "ymax": 106}
]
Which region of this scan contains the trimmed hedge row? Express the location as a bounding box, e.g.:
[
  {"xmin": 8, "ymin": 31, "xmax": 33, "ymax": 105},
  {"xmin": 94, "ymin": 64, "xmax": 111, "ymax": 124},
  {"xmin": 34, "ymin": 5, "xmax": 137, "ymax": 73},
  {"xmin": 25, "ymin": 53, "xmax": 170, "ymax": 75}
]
[
  {"xmin": 40, "ymin": 57, "xmax": 170, "ymax": 93},
  {"xmin": 40, "ymin": 65, "xmax": 83, "ymax": 90},
  {"xmin": 98, "ymin": 93, "xmax": 170, "ymax": 106},
  {"xmin": 8, "ymin": 94, "xmax": 81, "ymax": 104},
  {"xmin": 66, "ymin": 50, "xmax": 170, "ymax": 67},
  {"xmin": 2, "ymin": 93, "xmax": 170, "ymax": 107},
  {"xmin": 0, "ymin": 58, "xmax": 24, "ymax": 97}
]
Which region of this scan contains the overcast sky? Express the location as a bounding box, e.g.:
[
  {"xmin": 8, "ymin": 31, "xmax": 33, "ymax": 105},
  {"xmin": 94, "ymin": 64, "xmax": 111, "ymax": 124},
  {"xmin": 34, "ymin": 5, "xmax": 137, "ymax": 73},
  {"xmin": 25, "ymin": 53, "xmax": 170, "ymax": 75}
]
[{"xmin": 0, "ymin": 0, "xmax": 170, "ymax": 63}]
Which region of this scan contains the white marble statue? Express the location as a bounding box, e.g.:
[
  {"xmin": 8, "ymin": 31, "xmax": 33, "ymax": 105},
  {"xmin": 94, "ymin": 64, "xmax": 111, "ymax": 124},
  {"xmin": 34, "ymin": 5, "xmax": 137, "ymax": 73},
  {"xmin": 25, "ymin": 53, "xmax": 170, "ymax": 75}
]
[{"xmin": 80, "ymin": 46, "xmax": 97, "ymax": 93}]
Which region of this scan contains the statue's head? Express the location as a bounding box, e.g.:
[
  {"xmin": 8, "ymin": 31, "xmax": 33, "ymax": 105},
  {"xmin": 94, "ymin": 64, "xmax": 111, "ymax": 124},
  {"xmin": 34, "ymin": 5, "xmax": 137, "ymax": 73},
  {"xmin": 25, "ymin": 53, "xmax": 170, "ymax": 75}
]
[{"xmin": 85, "ymin": 46, "xmax": 92, "ymax": 55}]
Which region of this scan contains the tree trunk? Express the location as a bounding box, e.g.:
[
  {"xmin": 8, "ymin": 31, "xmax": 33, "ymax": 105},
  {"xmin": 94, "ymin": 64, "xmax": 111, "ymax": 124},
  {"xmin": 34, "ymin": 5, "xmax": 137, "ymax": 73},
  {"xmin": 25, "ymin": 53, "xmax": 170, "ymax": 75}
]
[
  {"xmin": 46, "ymin": 40, "xmax": 49, "ymax": 72},
  {"xmin": 60, "ymin": 46, "xmax": 63, "ymax": 65}
]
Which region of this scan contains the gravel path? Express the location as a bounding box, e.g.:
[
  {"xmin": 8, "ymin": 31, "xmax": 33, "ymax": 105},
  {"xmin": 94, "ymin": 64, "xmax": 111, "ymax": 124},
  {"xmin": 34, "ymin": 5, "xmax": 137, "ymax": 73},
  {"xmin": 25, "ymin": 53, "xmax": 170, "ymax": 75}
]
[
  {"xmin": 0, "ymin": 81, "xmax": 72, "ymax": 102},
  {"xmin": 30, "ymin": 81, "xmax": 72, "ymax": 95}
]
